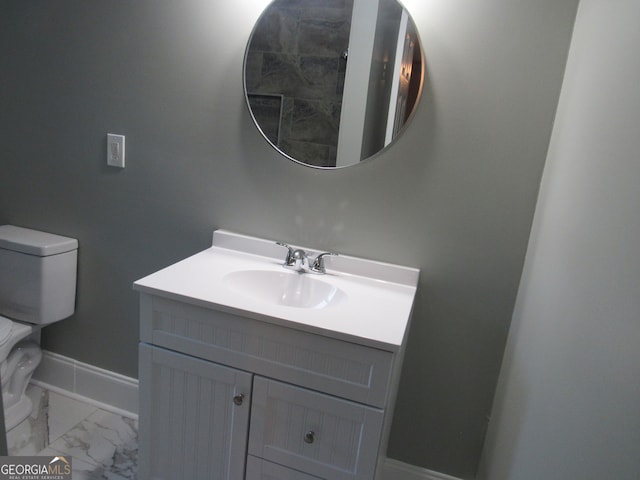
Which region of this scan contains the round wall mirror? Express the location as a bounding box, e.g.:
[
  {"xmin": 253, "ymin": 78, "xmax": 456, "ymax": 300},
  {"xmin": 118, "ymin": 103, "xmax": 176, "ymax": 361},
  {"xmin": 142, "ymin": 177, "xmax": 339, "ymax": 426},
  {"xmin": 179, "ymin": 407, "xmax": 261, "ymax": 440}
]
[{"xmin": 243, "ymin": 0, "xmax": 424, "ymax": 169}]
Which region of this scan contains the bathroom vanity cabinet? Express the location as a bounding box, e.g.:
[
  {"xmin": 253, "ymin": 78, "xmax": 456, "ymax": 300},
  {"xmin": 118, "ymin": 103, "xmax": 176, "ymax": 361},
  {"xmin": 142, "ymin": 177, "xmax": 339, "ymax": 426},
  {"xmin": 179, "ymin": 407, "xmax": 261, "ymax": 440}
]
[
  {"xmin": 138, "ymin": 294, "xmax": 399, "ymax": 480},
  {"xmin": 134, "ymin": 230, "xmax": 419, "ymax": 480}
]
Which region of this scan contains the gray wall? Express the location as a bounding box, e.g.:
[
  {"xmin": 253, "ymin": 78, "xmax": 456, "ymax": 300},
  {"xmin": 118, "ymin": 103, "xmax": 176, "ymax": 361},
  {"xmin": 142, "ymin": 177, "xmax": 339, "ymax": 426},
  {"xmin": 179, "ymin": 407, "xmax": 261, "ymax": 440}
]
[
  {"xmin": 0, "ymin": 1, "xmax": 578, "ymax": 477},
  {"xmin": 478, "ymin": 0, "xmax": 640, "ymax": 478}
]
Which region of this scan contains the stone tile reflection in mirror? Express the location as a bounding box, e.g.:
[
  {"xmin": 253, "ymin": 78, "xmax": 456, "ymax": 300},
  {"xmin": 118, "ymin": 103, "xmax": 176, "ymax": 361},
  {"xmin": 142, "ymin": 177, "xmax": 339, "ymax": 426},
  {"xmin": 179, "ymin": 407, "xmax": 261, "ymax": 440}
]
[
  {"xmin": 246, "ymin": 0, "xmax": 353, "ymax": 167},
  {"xmin": 247, "ymin": 94, "xmax": 283, "ymax": 145}
]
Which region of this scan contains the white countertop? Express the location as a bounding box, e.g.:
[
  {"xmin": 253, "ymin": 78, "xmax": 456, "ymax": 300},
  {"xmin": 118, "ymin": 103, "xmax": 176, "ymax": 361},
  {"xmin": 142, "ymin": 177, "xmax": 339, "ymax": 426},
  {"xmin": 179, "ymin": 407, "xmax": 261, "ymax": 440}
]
[{"xmin": 133, "ymin": 230, "xmax": 419, "ymax": 352}]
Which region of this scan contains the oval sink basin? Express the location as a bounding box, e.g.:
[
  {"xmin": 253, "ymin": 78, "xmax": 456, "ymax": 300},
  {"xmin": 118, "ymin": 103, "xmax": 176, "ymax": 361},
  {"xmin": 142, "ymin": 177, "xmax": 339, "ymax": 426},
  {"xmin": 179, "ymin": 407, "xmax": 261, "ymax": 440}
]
[{"xmin": 223, "ymin": 270, "xmax": 345, "ymax": 309}]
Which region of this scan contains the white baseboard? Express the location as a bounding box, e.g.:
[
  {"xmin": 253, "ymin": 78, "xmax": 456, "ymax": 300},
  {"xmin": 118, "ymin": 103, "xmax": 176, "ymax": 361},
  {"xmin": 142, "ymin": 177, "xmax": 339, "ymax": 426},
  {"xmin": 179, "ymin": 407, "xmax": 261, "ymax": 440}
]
[
  {"xmin": 379, "ymin": 458, "xmax": 463, "ymax": 480},
  {"xmin": 31, "ymin": 350, "xmax": 138, "ymax": 418}
]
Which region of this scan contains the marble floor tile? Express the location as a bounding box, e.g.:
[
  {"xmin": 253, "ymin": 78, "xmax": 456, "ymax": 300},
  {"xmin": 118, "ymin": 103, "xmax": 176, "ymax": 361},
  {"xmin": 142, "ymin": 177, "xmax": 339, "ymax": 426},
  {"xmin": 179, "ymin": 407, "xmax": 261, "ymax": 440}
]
[
  {"xmin": 47, "ymin": 409, "xmax": 138, "ymax": 478},
  {"xmin": 47, "ymin": 390, "xmax": 99, "ymax": 443},
  {"xmin": 38, "ymin": 446, "xmax": 132, "ymax": 480},
  {"xmin": 6, "ymin": 385, "xmax": 138, "ymax": 480}
]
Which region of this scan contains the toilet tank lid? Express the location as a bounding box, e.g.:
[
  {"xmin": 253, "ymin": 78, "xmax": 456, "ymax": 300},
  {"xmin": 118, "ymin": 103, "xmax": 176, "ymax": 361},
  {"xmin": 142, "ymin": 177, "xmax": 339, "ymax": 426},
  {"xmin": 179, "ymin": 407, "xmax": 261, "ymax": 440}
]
[{"xmin": 0, "ymin": 225, "xmax": 78, "ymax": 256}]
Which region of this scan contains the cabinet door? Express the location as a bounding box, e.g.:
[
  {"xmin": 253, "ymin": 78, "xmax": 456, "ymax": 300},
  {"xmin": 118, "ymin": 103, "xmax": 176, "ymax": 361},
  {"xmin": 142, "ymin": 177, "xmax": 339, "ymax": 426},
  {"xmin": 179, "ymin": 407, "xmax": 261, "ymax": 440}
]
[
  {"xmin": 138, "ymin": 343, "xmax": 252, "ymax": 480},
  {"xmin": 249, "ymin": 377, "xmax": 384, "ymax": 480}
]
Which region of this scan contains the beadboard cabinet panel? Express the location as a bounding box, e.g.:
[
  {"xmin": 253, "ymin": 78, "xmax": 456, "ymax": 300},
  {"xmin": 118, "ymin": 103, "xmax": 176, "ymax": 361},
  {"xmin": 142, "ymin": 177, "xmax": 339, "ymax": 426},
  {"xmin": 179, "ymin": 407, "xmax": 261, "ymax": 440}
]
[
  {"xmin": 140, "ymin": 294, "xmax": 394, "ymax": 407},
  {"xmin": 138, "ymin": 344, "xmax": 252, "ymax": 480}
]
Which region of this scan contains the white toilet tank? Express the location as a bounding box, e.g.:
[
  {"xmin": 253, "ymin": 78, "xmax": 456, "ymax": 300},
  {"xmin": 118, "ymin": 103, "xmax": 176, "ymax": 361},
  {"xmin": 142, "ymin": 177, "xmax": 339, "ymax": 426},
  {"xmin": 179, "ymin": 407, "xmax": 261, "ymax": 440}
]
[{"xmin": 0, "ymin": 225, "xmax": 78, "ymax": 325}]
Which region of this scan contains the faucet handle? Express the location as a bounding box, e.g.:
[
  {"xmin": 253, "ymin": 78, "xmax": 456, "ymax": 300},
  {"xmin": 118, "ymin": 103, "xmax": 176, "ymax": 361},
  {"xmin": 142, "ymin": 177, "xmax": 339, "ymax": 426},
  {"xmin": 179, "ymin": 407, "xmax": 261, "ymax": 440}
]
[
  {"xmin": 276, "ymin": 242, "xmax": 295, "ymax": 266},
  {"xmin": 310, "ymin": 252, "xmax": 337, "ymax": 274}
]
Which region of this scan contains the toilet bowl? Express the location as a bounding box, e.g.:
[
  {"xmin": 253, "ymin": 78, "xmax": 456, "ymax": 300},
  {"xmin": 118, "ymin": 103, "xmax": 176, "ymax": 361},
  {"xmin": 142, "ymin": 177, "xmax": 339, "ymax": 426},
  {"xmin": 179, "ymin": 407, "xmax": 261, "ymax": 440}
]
[
  {"xmin": 0, "ymin": 315, "xmax": 40, "ymax": 430},
  {"xmin": 0, "ymin": 225, "xmax": 78, "ymax": 431}
]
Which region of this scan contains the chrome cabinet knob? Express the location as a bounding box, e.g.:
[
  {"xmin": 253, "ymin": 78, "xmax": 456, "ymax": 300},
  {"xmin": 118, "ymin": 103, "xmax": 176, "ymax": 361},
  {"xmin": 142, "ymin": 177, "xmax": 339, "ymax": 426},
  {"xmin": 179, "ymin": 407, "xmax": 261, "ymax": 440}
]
[
  {"xmin": 233, "ymin": 394, "xmax": 245, "ymax": 406},
  {"xmin": 304, "ymin": 430, "xmax": 315, "ymax": 444}
]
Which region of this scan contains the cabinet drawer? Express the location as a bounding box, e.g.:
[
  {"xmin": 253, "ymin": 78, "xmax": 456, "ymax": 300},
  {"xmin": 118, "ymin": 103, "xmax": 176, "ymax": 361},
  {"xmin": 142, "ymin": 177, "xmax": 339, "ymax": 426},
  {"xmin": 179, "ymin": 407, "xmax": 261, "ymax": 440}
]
[
  {"xmin": 140, "ymin": 294, "xmax": 393, "ymax": 407},
  {"xmin": 249, "ymin": 377, "xmax": 384, "ymax": 480},
  {"xmin": 246, "ymin": 456, "xmax": 323, "ymax": 480}
]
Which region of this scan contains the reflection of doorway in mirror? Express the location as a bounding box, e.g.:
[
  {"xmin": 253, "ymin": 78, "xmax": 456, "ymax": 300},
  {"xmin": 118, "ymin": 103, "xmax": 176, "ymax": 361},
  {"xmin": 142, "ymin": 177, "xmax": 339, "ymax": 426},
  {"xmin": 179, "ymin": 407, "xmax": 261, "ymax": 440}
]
[
  {"xmin": 386, "ymin": 9, "xmax": 419, "ymax": 145},
  {"xmin": 336, "ymin": 0, "xmax": 380, "ymax": 167},
  {"xmin": 341, "ymin": 0, "xmax": 422, "ymax": 165}
]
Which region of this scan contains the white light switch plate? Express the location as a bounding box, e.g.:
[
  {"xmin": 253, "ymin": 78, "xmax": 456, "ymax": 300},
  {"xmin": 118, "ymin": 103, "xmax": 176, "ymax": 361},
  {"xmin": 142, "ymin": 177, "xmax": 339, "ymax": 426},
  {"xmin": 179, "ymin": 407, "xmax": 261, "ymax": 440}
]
[{"xmin": 107, "ymin": 133, "xmax": 125, "ymax": 168}]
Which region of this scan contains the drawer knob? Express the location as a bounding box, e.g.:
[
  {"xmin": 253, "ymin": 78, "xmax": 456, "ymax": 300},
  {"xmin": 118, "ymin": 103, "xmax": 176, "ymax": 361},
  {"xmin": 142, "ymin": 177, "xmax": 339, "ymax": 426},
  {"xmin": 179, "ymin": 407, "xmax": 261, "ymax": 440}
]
[
  {"xmin": 304, "ymin": 430, "xmax": 315, "ymax": 444},
  {"xmin": 233, "ymin": 394, "xmax": 245, "ymax": 406}
]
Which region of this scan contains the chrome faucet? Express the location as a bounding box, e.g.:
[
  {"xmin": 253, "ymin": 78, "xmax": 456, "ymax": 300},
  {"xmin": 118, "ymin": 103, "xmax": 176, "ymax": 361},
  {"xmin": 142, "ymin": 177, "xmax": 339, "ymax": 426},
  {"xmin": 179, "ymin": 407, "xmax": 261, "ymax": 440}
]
[
  {"xmin": 276, "ymin": 242, "xmax": 309, "ymax": 272},
  {"xmin": 276, "ymin": 242, "xmax": 336, "ymax": 274}
]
